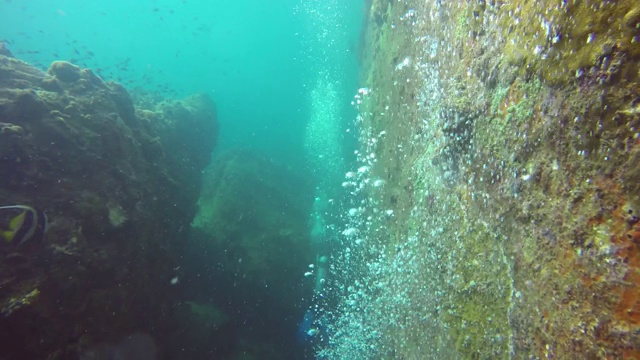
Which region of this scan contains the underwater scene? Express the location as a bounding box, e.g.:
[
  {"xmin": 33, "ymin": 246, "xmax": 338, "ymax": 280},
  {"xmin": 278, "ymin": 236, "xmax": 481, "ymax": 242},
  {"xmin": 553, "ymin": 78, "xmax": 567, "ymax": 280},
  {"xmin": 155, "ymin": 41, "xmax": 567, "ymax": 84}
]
[{"xmin": 1, "ymin": 0, "xmax": 640, "ymax": 359}]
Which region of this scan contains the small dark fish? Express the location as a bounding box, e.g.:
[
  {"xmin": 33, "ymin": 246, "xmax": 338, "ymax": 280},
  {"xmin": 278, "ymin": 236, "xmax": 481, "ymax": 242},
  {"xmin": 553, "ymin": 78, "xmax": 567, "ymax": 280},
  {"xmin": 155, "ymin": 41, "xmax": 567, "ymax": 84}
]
[{"xmin": 0, "ymin": 205, "xmax": 48, "ymax": 247}]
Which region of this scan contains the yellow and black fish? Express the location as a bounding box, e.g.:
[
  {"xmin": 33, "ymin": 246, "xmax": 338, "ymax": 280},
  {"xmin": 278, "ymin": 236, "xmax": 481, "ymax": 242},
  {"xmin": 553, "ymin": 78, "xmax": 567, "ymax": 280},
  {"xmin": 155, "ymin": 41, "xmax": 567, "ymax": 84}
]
[{"xmin": 0, "ymin": 205, "xmax": 48, "ymax": 247}]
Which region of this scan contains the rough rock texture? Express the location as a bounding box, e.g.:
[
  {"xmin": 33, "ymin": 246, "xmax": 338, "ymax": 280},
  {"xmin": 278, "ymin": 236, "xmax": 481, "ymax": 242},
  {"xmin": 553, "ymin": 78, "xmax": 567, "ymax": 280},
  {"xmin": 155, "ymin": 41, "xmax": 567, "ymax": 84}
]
[
  {"xmin": 0, "ymin": 50, "xmax": 217, "ymax": 359},
  {"xmin": 323, "ymin": 1, "xmax": 640, "ymax": 359}
]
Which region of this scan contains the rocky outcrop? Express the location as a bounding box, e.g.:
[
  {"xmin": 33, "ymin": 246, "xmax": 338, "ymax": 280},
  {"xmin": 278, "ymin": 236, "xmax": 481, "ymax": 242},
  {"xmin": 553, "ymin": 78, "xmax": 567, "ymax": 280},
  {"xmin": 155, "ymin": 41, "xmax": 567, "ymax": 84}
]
[{"xmin": 0, "ymin": 49, "xmax": 217, "ymax": 359}]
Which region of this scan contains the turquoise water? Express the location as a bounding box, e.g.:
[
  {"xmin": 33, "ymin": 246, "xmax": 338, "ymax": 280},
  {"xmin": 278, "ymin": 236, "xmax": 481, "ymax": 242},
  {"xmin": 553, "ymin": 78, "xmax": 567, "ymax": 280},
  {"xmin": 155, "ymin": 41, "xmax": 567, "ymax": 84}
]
[
  {"xmin": 0, "ymin": 0, "xmax": 361, "ymax": 169},
  {"xmin": 0, "ymin": 0, "xmax": 363, "ymax": 358}
]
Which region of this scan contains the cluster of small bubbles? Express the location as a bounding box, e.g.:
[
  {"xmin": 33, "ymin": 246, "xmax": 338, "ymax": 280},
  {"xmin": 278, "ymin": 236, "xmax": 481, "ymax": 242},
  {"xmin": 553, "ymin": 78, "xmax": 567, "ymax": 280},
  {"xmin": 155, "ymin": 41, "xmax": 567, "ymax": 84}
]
[
  {"xmin": 309, "ymin": 74, "xmax": 397, "ymax": 358},
  {"xmin": 352, "ymin": 88, "xmax": 370, "ymax": 106},
  {"xmin": 311, "ymin": 2, "xmax": 527, "ymax": 357},
  {"xmin": 341, "ymin": 227, "xmax": 358, "ymax": 237},
  {"xmin": 357, "ymin": 165, "xmax": 370, "ymax": 174},
  {"xmin": 297, "ymin": 0, "xmax": 377, "ymax": 355},
  {"xmin": 395, "ymin": 56, "xmax": 412, "ymax": 71},
  {"xmin": 400, "ymin": 8, "xmax": 416, "ymax": 22}
]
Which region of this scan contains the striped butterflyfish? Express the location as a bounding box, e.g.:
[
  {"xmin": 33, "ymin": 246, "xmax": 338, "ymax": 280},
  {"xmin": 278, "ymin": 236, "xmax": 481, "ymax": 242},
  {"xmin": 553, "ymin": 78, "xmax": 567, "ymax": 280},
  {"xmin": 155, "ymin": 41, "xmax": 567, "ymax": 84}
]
[{"xmin": 0, "ymin": 205, "xmax": 48, "ymax": 247}]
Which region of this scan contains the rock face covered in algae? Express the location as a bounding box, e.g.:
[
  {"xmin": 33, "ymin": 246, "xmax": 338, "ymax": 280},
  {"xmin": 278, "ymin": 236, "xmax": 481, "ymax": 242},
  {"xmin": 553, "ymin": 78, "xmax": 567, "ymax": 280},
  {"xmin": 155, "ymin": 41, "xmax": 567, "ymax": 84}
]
[
  {"xmin": 0, "ymin": 49, "xmax": 217, "ymax": 358},
  {"xmin": 323, "ymin": 1, "xmax": 640, "ymax": 359}
]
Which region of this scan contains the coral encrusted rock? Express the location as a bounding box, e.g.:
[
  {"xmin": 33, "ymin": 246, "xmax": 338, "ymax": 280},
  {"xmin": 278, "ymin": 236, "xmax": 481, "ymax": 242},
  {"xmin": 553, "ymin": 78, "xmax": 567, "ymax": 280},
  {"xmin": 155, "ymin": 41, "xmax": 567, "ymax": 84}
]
[{"xmin": 0, "ymin": 48, "xmax": 217, "ymax": 359}]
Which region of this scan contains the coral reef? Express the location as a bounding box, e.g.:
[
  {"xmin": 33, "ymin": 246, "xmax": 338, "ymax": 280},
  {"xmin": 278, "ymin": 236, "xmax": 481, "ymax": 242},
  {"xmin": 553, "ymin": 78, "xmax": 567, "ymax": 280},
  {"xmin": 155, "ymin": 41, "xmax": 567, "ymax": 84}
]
[{"xmin": 0, "ymin": 49, "xmax": 217, "ymax": 358}]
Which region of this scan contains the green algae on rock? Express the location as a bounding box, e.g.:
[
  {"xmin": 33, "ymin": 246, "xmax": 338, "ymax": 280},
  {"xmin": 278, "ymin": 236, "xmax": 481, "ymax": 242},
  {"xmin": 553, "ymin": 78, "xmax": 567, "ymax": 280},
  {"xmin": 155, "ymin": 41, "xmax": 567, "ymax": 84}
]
[{"xmin": 316, "ymin": 1, "xmax": 640, "ymax": 359}]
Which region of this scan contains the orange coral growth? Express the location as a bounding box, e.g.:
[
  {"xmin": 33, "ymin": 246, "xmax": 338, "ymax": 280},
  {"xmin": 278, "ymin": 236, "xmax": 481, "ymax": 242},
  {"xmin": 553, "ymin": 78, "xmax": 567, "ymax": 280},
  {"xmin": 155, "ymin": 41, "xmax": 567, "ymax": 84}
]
[
  {"xmin": 623, "ymin": 349, "xmax": 640, "ymax": 360},
  {"xmin": 602, "ymin": 192, "xmax": 640, "ymax": 328},
  {"xmin": 617, "ymin": 278, "xmax": 640, "ymax": 325}
]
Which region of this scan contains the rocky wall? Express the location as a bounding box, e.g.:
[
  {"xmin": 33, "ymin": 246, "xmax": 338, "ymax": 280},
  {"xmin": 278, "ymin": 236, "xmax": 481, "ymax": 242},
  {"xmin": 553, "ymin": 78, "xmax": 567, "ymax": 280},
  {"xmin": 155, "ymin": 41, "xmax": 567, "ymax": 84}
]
[{"xmin": 341, "ymin": 1, "xmax": 640, "ymax": 359}]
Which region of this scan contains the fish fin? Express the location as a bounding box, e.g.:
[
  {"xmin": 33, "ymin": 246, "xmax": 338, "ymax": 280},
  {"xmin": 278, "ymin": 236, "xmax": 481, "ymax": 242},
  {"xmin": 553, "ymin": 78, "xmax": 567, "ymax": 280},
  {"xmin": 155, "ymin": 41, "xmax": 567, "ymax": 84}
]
[
  {"xmin": 8, "ymin": 211, "xmax": 26, "ymax": 231},
  {"xmin": 2, "ymin": 230, "xmax": 15, "ymax": 242},
  {"xmin": 0, "ymin": 205, "xmax": 33, "ymax": 212}
]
